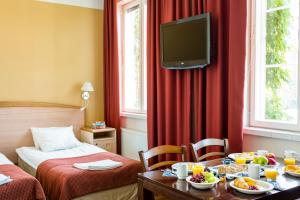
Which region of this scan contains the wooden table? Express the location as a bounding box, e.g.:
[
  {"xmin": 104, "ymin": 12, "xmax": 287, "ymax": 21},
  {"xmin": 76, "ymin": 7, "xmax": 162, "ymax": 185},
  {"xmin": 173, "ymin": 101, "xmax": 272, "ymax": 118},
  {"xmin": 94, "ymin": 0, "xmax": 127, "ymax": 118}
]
[{"xmin": 138, "ymin": 159, "xmax": 300, "ymax": 200}]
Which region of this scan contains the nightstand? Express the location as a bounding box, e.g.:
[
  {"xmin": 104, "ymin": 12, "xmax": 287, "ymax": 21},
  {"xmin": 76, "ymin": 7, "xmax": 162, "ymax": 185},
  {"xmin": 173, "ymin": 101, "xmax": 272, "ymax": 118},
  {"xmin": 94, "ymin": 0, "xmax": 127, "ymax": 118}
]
[{"xmin": 80, "ymin": 127, "xmax": 117, "ymax": 153}]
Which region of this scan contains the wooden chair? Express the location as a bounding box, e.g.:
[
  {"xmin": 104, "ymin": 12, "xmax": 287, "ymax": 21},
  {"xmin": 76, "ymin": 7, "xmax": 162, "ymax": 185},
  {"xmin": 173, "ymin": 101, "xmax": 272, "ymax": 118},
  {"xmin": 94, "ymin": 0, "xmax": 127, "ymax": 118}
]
[
  {"xmin": 190, "ymin": 138, "xmax": 229, "ymax": 162},
  {"xmin": 139, "ymin": 145, "xmax": 187, "ymax": 172}
]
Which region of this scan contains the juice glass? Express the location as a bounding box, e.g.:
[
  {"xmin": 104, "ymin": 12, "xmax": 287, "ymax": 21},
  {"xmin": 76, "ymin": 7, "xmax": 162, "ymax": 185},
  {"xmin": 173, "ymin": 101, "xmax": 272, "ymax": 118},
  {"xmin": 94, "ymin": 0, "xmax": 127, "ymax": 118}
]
[
  {"xmin": 265, "ymin": 168, "xmax": 278, "ymax": 182},
  {"xmin": 235, "ymin": 157, "xmax": 246, "ymax": 165},
  {"xmin": 284, "ymin": 158, "xmax": 296, "ymax": 165},
  {"xmin": 192, "ymin": 164, "xmax": 204, "ymax": 175}
]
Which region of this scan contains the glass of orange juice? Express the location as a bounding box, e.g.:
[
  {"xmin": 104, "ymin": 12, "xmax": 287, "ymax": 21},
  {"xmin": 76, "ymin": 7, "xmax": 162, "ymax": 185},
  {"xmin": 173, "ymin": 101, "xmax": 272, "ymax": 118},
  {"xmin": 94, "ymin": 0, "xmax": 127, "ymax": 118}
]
[
  {"xmin": 235, "ymin": 157, "xmax": 246, "ymax": 165},
  {"xmin": 265, "ymin": 168, "xmax": 278, "ymax": 182},
  {"xmin": 192, "ymin": 164, "xmax": 204, "ymax": 175},
  {"xmin": 284, "ymin": 158, "xmax": 296, "ymax": 165}
]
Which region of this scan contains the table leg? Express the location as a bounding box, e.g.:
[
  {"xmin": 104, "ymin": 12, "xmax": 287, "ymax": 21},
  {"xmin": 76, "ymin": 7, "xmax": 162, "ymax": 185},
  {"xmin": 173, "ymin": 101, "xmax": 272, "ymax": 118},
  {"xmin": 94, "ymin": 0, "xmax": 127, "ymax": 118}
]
[{"xmin": 138, "ymin": 178, "xmax": 154, "ymax": 200}]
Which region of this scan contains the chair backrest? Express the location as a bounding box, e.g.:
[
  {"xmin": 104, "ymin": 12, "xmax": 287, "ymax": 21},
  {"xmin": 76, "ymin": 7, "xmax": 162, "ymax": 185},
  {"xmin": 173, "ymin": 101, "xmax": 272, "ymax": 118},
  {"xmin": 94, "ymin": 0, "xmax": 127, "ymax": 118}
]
[
  {"xmin": 190, "ymin": 138, "xmax": 229, "ymax": 162},
  {"xmin": 139, "ymin": 145, "xmax": 187, "ymax": 172}
]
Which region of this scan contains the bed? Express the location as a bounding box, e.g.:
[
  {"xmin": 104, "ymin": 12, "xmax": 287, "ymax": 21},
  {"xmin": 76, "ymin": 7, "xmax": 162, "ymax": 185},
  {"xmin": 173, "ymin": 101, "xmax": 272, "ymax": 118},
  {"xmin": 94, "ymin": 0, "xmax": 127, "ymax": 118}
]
[
  {"xmin": 0, "ymin": 153, "xmax": 45, "ymax": 200},
  {"xmin": 0, "ymin": 102, "xmax": 140, "ymax": 200},
  {"xmin": 16, "ymin": 143, "xmax": 140, "ymax": 200}
]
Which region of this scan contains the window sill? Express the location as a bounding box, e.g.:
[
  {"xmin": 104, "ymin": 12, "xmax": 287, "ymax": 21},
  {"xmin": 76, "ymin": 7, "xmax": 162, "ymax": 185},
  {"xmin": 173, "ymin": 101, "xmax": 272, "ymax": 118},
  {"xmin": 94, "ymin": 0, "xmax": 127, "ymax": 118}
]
[
  {"xmin": 243, "ymin": 127, "xmax": 300, "ymax": 142},
  {"xmin": 120, "ymin": 112, "xmax": 147, "ymax": 120}
]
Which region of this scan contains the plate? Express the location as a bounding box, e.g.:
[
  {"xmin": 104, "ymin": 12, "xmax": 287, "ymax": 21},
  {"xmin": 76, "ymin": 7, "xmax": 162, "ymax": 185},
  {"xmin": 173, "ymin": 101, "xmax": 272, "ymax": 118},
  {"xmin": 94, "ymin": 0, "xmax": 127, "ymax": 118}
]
[
  {"xmin": 209, "ymin": 164, "xmax": 248, "ymax": 175},
  {"xmin": 172, "ymin": 162, "xmax": 195, "ymax": 173},
  {"xmin": 229, "ymin": 180, "xmax": 274, "ymax": 194},
  {"xmin": 228, "ymin": 153, "xmax": 254, "ymax": 162},
  {"xmin": 286, "ymin": 170, "xmax": 300, "ymax": 177},
  {"xmin": 209, "ymin": 164, "xmax": 264, "ymax": 177},
  {"xmin": 284, "ymin": 166, "xmax": 300, "ymax": 177},
  {"xmin": 186, "ymin": 176, "xmax": 219, "ymax": 190}
]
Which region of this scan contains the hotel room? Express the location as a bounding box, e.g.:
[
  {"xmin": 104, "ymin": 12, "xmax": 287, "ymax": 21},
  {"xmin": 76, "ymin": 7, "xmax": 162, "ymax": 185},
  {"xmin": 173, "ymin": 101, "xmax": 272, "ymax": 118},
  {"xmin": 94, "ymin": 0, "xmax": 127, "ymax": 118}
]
[{"xmin": 0, "ymin": 0, "xmax": 300, "ymax": 200}]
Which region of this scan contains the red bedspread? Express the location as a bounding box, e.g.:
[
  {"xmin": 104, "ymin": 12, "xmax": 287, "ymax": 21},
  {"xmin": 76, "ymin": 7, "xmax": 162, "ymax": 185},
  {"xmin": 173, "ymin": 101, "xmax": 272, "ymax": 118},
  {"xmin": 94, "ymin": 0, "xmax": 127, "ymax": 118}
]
[
  {"xmin": 0, "ymin": 164, "xmax": 45, "ymax": 200},
  {"xmin": 36, "ymin": 152, "xmax": 142, "ymax": 200}
]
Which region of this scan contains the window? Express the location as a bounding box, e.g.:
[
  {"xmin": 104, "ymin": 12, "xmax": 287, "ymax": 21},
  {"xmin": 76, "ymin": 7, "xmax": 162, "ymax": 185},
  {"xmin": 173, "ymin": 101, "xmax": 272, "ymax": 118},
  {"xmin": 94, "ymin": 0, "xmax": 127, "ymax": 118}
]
[
  {"xmin": 250, "ymin": 0, "xmax": 300, "ymax": 131},
  {"xmin": 118, "ymin": 0, "xmax": 147, "ymax": 115}
]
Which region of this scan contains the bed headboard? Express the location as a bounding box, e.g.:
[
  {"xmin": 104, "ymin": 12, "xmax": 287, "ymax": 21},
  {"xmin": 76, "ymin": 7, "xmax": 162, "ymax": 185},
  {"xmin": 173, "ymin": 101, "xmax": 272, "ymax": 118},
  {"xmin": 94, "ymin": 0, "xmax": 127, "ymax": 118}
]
[{"xmin": 0, "ymin": 102, "xmax": 85, "ymax": 163}]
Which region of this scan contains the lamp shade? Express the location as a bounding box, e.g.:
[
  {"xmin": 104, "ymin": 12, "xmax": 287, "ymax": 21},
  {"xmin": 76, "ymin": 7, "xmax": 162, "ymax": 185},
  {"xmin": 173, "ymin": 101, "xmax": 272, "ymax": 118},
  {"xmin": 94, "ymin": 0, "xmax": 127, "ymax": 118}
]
[{"xmin": 81, "ymin": 81, "xmax": 94, "ymax": 92}]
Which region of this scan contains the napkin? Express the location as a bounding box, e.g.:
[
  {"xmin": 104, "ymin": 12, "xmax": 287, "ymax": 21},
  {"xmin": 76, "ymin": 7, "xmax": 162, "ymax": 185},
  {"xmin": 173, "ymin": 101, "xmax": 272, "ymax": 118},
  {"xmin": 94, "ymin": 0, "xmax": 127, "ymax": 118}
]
[
  {"xmin": 0, "ymin": 174, "xmax": 12, "ymax": 186},
  {"xmin": 73, "ymin": 159, "xmax": 123, "ymax": 170}
]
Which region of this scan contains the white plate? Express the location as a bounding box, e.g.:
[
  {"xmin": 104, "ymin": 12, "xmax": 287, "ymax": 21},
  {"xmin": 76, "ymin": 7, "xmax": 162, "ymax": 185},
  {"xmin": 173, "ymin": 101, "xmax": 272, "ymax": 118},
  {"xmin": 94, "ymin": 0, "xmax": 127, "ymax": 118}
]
[
  {"xmin": 228, "ymin": 153, "xmax": 254, "ymax": 162},
  {"xmin": 186, "ymin": 176, "xmax": 219, "ymax": 190},
  {"xmin": 171, "ymin": 162, "xmax": 195, "ymax": 173},
  {"xmin": 230, "ymin": 180, "xmax": 274, "ymax": 194},
  {"xmin": 286, "ymin": 171, "xmax": 300, "ymax": 177},
  {"xmin": 209, "ymin": 165, "xmax": 264, "ymax": 177},
  {"xmin": 284, "ymin": 167, "xmax": 300, "ymax": 177}
]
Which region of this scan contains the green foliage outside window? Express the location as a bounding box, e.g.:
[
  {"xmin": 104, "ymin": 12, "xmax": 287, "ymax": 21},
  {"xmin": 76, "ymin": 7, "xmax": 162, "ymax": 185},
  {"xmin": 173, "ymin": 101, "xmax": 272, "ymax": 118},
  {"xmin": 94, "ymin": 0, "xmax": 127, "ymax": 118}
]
[{"xmin": 265, "ymin": 0, "xmax": 291, "ymax": 120}]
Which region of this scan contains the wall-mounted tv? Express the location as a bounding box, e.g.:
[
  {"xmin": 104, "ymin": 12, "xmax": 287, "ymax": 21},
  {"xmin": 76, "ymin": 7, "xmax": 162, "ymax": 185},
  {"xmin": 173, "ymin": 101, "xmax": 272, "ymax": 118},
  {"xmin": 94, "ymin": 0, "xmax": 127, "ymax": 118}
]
[{"xmin": 160, "ymin": 13, "xmax": 211, "ymax": 69}]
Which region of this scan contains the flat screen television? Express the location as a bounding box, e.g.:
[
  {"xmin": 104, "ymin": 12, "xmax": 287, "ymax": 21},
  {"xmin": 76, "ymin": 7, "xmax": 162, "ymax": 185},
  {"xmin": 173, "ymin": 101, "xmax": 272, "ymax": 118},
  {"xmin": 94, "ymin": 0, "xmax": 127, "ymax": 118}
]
[{"xmin": 160, "ymin": 13, "xmax": 211, "ymax": 69}]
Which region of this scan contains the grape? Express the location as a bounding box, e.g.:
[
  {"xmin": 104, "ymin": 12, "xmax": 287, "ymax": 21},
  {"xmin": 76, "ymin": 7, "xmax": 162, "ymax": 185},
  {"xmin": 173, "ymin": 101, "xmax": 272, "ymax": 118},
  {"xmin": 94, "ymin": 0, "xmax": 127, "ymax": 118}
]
[
  {"xmin": 249, "ymin": 186, "xmax": 258, "ymax": 190},
  {"xmin": 191, "ymin": 173, "xmax": 205, "ymax": 183},
  {"xmin": 207, "ymin": 177, "xmax": 215, "ymax": 183}
]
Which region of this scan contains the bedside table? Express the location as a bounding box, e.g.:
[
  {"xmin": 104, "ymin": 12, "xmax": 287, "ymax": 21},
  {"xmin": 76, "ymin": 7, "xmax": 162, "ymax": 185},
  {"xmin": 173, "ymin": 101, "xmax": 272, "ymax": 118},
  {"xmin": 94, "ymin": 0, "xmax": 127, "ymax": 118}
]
[{"xmin": 80, "ymin": 127, "xmax": 117, "ymax": 153}]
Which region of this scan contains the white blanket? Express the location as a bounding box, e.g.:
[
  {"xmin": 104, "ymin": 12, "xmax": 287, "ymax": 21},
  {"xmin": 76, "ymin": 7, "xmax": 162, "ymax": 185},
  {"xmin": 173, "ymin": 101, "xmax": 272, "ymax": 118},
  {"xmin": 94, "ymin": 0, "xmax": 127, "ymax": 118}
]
[
  {"xmin": 73, "ymin": 159, "xmax": 123, "ymax": 170},
  {"xmin": 0, "ymin": 174, "xmax": 12, "ymax": 186},
  {"xmin": 16, "ymin": 143, "xmax": 106, "ymax": 169}
]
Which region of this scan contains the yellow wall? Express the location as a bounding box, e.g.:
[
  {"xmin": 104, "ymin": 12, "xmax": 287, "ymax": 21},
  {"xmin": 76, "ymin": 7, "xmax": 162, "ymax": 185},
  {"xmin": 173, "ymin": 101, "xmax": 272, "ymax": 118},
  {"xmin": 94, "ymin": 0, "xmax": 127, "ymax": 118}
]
[{"xmin": 0, "ymin": 0, "xmax": 104, "ymax": 126}]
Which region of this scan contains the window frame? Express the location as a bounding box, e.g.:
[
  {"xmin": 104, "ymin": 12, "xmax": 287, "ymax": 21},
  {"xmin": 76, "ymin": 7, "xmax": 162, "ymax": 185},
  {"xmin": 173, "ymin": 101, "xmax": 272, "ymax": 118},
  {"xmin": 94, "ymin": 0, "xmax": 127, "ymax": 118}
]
[
  {"xmin": 118, "ymin": 0, "xmax": 147, "ymax": 115},
  {"xmin": 249, "ymin": 0, "xmax": 300, "ymax": 132}
]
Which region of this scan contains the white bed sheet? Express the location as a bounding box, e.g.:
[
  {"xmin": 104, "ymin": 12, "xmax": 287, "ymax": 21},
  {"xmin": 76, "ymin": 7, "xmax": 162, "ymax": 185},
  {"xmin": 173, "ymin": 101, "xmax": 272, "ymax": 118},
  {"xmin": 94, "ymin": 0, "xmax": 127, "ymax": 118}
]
[
  {"xmin": 16, "ymin": 143, "xmax": 106, "ymax": 169},
  {"xmin": 0, "ymin": 153, "xmax": 13, "ymax": 165}
]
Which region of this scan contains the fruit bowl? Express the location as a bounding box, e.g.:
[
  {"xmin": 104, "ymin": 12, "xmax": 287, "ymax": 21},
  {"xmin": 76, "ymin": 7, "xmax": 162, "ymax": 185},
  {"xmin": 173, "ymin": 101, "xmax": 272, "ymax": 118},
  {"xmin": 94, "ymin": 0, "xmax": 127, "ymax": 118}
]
[
  {"xmin": 262, "ymin": 162, "xmax": 280, "ymax": 169},
  {"xmin": 251, "ymin": 161, "xmax": 280, "ymax": 169},
  {"xmin": 252, "ymin": 154, "xmax": 280, "ymax": 169},
  {"xmin": 186, "ymin": 176, "xmax": 219, "ymax": 189}
]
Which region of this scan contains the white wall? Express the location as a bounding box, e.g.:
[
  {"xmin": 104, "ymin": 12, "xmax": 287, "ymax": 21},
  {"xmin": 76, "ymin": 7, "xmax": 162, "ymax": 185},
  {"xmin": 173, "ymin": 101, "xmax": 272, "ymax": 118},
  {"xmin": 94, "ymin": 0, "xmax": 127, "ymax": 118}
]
[
  {"xmin": 120, "ymin": 116, "xmax": 148, "ymax": 160},
  {"xmin": 243, "ymin": 134, "xmax": 300, "ymax": 158}
]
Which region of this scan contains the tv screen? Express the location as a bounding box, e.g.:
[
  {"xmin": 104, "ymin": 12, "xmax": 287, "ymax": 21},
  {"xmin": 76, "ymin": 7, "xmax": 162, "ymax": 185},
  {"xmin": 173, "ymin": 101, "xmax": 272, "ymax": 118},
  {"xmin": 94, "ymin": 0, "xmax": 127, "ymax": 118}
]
[{"xmin": 160, "ymin": 13, "xmax": 211, "ymax": 69}]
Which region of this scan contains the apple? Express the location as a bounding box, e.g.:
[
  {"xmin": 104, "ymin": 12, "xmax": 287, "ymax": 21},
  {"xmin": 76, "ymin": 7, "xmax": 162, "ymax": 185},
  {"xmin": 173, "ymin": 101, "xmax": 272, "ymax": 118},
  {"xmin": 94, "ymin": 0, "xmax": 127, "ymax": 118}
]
[
  {"xmin": 267, "ymin": 157, "xmax": 276, "ymax": 165},
  {"xmin": 266, "ymin": 153, "xmax": 275, "ymax": 159},
  {"xmin": 257, "ymin": 156, "xmax": 268, "ymax": 166}
]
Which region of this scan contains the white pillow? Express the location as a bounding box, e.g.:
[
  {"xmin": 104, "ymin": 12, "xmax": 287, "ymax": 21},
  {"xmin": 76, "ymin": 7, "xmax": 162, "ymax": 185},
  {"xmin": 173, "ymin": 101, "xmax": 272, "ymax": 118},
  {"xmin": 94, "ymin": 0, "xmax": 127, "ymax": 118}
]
[{"xmin": 31, "ymin": 126, "xmax": 81, "ymax": 152}]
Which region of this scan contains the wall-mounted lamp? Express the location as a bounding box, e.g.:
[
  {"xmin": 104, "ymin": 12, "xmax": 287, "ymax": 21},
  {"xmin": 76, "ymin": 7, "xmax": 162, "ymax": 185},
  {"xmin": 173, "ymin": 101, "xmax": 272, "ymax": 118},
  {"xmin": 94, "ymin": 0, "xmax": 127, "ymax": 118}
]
[{"xmin": 80, "ymin": 81, "xmax": 94, "ymax": 111}]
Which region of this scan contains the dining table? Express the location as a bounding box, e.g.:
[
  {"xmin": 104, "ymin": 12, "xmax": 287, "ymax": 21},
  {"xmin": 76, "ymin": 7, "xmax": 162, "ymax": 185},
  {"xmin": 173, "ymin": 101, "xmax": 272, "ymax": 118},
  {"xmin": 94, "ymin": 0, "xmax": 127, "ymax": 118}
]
[{"xmin": 138, "ymin": 158, "xmax": 300, "ymax": 200}]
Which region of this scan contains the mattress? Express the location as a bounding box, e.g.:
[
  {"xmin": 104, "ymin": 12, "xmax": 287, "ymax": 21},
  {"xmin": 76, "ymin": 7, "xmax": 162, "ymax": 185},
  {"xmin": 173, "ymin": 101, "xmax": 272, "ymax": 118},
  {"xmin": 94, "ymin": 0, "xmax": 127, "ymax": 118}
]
[
  {"xmin": 16, "ymin": 143, "xmax": 105, "ymax": 169},
  {"xmin": 0, "ymin": 153, "xmax": 13, "ymax": 165}
]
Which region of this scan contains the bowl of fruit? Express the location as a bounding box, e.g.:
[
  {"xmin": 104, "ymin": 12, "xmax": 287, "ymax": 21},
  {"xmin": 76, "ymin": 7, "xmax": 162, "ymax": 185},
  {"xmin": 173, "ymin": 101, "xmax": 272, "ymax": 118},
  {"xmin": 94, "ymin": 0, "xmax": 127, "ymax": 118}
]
[
  {"xmin": 252, "ymin": 153, "xmax": 280, "ymax": 168},
  {"xmin": 186, "ymin": 171, "xmax": 219, "ymax": 189}
]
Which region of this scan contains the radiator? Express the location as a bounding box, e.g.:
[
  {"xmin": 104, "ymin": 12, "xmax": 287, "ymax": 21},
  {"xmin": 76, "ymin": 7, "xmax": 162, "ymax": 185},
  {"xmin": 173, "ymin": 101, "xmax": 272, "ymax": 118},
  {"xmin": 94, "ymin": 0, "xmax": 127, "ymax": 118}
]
[{"xmin": 121, "ymin": 128, "xmax": 148, "ymax": 160}]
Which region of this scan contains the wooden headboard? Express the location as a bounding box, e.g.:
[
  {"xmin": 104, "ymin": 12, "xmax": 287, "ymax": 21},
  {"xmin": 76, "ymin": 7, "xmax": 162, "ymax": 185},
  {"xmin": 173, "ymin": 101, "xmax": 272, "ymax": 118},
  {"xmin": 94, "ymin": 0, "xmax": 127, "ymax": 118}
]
[{"xmin": 0, "ymin": 102, "xmax": 85, "ymax": 163}]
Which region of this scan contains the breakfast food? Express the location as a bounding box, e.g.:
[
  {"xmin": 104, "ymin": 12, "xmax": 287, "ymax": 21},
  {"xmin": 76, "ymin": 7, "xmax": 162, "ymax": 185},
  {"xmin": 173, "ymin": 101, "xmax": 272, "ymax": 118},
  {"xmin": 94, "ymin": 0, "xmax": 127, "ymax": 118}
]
[
  {"xmin": 217, "ymin": 164, "xmax": 248, "ymax": 174},
  {"xmin": 234, "ymin": 177, "xmax": 258, "ymax": 190},
  {"xmin": 253, "ymin": 153, "xmax": 277, "ymax": 166},
  {"xmin": 190, "ymin": 171, "xmax": 216, "ymax": 183},
  {"xmin": 285, "ymin": 165, "xmax": 300, "ymax": 174},
  {"xmin": 236, "ymin": 152, "xmax": 255, "ymax": 161}
]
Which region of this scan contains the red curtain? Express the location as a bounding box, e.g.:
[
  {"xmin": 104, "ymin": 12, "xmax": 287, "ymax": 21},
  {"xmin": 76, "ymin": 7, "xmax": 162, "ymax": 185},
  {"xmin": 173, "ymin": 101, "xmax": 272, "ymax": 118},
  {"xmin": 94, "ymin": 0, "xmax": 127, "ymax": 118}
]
[
  {"xmin": 104, "ymin": 0, "xmax": 121, "ymax": 154},
  {"xmin": 147, "ymin": 0, "xmax": 247, "ymax": 158}
]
